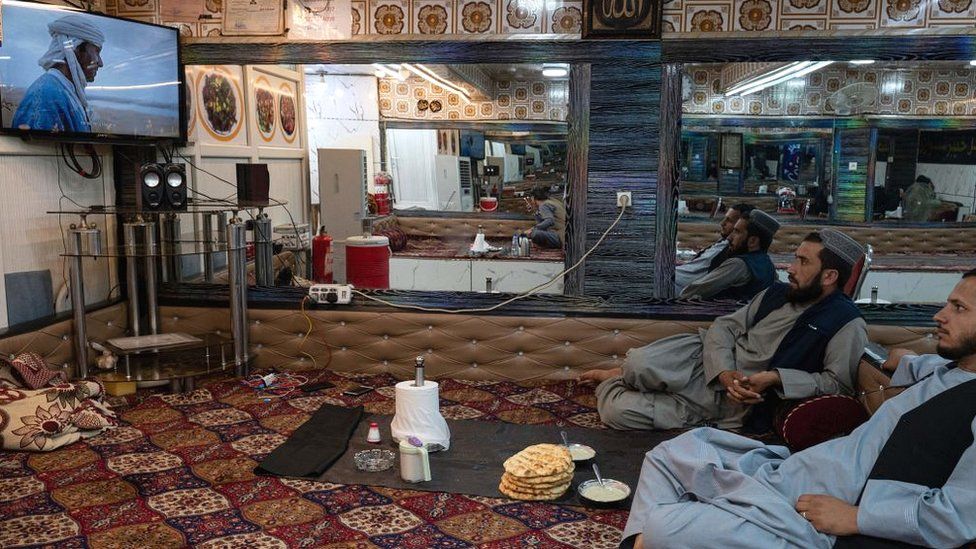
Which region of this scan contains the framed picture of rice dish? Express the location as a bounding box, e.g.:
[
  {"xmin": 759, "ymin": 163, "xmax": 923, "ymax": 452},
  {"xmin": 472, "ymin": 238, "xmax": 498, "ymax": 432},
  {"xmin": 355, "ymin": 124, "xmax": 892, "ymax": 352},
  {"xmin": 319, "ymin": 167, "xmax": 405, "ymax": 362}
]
[
  {"xmin": 278, "ymin": 82, "xmax": 299, "ymax": 146},
  {"xmin": 185, "ymin": 66, "xmax": 198, "ymax": 141},
  {"xmin": 253, "ymin": 75, "xmax": 277, "ymax": 143},
  {"xmin": 196, "ymin": 65, "xmax": 246, "ymax": 145}
]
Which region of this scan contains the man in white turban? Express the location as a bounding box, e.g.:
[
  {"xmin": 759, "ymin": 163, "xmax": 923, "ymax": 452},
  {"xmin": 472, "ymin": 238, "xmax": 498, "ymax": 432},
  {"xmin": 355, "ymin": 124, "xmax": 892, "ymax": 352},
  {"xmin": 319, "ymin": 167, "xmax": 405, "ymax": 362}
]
[{"xmin": 11, "ymin": 15, "xmax": 105, "ymax": 133}]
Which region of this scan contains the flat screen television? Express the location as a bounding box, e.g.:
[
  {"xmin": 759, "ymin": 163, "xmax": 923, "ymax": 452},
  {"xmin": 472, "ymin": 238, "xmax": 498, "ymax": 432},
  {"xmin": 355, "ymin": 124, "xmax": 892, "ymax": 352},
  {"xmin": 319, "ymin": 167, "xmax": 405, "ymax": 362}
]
[
  {"xmin": 0, "ymin": 0, "xmax": 184, "ymax": 142},
  {"xmin": 459, "ymin": 130, "xmax": 485, "ymax": 160}
]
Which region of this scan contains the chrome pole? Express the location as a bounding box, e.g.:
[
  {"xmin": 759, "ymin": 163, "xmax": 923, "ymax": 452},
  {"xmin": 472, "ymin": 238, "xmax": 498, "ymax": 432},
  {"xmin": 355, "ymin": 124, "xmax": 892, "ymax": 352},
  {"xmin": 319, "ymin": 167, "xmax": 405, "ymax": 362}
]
[
  {"xmin": 161, "ymin": 213, "xmax": 182, "ymax": 283},
  {"xmin": 123, "ymin": 221, "xmax": 143, "ymax": 336},
  {"xmin": 68, "ymin": 215, "xmax": 100, "ymax": 379},
  {"xmin": 144, "ymin": 222, "xmax": 160, "ymax": 334},
  {"xmin": 227, "ymin": 217, "xmax": 249, "ymax": 375},
  {"xmin": 202, "ymin": 213, "xmax": 214, "ymax": 282},
  {"xmin": 254, "ymin": 211, "xmax": 273, "ymax": 286}
]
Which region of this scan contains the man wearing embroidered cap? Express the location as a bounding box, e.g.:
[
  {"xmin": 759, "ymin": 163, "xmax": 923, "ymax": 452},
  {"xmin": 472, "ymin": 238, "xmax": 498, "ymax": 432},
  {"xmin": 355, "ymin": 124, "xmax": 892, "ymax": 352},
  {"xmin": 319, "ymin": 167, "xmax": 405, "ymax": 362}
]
[
  {"xmin": 679, "ymin": 209, "xmax": 780, "ymax": 301},
  {"xmin": 11, "ymin": 15, "xmax": 105, "ymax": 133},
  {"xmin": 580, "ymin": 228, "xmax": 868, "ymax": 432}
]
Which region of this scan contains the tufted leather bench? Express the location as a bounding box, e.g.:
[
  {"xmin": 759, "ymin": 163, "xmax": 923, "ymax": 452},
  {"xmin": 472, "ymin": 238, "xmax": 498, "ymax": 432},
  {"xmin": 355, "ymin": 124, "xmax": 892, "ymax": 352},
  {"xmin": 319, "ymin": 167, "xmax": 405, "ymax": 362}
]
[
  {"xmin": 376, "ymin": 214, "xmax": 535, "ymax": 239},
  {"xmin": 679, "ymin": 222, "xmax": 976, "ymax": 257},
  {"xmin": 1, "ymin": 303, "xmax": 939, "ymax": 384}
]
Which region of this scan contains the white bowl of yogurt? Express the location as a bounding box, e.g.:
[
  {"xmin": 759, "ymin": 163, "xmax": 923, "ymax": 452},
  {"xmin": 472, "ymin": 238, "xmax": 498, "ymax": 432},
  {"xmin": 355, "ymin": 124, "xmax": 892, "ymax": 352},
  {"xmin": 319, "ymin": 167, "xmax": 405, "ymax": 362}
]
[{"xmin": 577, "ymin": 478, "xmax": 631, "ymax": 508}]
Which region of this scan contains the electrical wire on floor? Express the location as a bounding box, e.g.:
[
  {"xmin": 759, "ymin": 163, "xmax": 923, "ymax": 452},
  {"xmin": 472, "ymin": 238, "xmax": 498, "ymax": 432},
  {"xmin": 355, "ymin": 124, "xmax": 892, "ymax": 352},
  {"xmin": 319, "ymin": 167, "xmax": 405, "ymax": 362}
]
[
  {"xmin": 297, "ymin": 295, "xmax": 333, "ymax": 370},
  {"xmin": 242, "ymin": 372, "xmax": 309, "ymax": 400},
  {"xmin": 351, "ymin": 204, "xmax": 629, "ymax": 314}
]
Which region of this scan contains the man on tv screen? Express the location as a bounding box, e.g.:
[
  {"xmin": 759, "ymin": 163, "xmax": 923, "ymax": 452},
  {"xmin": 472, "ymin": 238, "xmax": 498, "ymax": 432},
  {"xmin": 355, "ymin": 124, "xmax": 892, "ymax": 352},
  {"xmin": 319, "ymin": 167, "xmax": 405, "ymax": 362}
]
[{"xmin": 11, "ymin": 15, "xmax": 105, "ymax": 133}]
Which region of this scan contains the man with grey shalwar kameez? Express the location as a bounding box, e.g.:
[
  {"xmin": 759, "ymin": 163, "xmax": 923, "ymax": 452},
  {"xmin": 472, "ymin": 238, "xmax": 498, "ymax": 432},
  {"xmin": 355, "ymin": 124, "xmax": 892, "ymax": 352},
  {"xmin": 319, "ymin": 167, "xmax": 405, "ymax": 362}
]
[
  {"xmin": 674, "ymin": 203, "xmax": 754, "ymax": 295},
  {"xmin": 524, "ymin": 185, "xmax": 566, "ymax": 249},
  {"xmin": 621, "ymin": 271, "xmax": 976, "ymax": 549},
  {"xmin": 580, "ymin": 229, "xmax": 869, "ymax": 431}
]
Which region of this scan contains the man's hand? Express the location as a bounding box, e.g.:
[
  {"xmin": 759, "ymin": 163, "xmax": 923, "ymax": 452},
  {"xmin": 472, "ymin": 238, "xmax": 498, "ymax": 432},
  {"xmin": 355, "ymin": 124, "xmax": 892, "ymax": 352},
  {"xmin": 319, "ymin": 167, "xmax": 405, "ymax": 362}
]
[
  {"xmin": 882, "ymin": 348, "xmax": 916, "ymax": 373},
  {"xmin": 745, "ymin": 370, "xmax": 781, "ymax": 394},
  {"xmin": 718, "ymin": 370, "xmax": 763, "ymax": 404},
  {"xmin": 795, "ymin": 494, "xmax": 859, "ymax": 536}
]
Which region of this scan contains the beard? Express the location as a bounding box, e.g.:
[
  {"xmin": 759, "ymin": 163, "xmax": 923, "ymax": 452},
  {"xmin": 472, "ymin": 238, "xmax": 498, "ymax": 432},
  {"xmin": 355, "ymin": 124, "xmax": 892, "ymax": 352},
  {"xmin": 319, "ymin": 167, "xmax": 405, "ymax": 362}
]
[
  {"xmin": 729, "ymin": 238, "xmax": 749, "ymax": 256},
  {"xmin": 937, "ymin": 332, "xmax": 976, "ymax": 361},
  {"xmin": 786, "ymin": 273, "xmax": 824, "ymax": 304}
]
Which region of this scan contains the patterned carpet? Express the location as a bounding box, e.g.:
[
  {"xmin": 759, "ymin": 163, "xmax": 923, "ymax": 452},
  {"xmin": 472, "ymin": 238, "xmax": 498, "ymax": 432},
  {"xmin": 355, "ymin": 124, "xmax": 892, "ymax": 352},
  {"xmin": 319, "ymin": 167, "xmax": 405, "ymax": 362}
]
[{"xmin": 0, "ymin": 372, "xmax": 632, "ymax": 548}]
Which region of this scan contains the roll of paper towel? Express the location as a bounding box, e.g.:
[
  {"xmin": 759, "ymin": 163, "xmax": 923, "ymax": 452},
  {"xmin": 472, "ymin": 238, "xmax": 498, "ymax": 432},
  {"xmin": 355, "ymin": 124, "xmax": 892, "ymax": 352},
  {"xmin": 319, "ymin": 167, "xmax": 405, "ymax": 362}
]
[{"xmin": 390, "ymin": 380, "xmax": 451, "ymax": 450}]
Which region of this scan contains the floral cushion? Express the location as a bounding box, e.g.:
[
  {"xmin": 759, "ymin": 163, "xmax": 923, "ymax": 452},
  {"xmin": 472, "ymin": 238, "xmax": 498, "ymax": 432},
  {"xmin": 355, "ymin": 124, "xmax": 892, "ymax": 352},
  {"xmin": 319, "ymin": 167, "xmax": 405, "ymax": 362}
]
[{"xmin": 0, "ymin": 377, "xmax": 117, "ymax": 451}]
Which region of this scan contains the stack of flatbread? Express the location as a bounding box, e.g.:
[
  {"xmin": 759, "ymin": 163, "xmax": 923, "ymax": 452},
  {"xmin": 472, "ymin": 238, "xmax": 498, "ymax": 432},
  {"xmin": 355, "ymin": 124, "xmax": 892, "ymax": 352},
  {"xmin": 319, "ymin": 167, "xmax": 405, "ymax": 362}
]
[{"xmin": 499, "ymin": 443, "xmax": 575, "ymax": 501}]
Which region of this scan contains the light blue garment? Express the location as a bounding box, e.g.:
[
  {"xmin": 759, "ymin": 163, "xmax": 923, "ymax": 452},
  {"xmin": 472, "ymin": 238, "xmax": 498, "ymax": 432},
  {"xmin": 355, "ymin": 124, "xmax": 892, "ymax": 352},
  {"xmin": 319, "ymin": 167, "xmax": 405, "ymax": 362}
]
[
  {"xmin": 623, "ymin": 354, "xmax": 976, "ymax": 549},
  {"xmin": 10, "ymin": 70, "xmax": 90, "ymax": 133},
  {"xmin": 675, "ymin": 239, "xmax": 728, "ymax": 295}
]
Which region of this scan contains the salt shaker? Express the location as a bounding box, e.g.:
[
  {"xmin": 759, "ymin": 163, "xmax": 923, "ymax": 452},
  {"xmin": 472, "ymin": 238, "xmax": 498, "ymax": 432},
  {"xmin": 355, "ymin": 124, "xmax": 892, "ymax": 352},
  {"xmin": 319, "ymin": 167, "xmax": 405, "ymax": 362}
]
[{"xmin": 366, "ymin": 422, "xmax": 381, "ymax": 443}]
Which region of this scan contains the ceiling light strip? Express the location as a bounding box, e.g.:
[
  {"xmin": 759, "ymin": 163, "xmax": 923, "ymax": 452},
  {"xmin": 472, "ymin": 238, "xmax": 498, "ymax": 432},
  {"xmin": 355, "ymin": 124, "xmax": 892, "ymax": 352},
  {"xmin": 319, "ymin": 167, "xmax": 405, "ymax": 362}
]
[
  {"xmin": 726, "ymin": 61, "xmax": 833, "ymax": 97},
  {"xmin": 402, "ymin": 63, "xmax": 472, "ymax": 102},
  {"xmin": 724, "ymin": 62, "xmax": 810, "ymax": 96}
]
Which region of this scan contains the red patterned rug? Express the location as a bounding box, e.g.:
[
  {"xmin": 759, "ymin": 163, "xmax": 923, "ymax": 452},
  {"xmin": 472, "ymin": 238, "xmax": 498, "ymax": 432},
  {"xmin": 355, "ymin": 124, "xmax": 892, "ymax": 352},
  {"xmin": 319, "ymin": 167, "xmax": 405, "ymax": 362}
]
[{"xmin": 0, "ymin": 372, "xmax": 630, "ymax": 548}]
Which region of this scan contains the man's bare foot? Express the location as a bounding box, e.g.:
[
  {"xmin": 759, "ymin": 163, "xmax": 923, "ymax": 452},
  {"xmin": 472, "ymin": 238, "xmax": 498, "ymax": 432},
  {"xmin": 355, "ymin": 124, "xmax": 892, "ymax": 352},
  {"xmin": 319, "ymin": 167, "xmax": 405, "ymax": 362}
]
[{"xmin": 578, "ymin": 367, "xmax": 622, "ymax": 386}]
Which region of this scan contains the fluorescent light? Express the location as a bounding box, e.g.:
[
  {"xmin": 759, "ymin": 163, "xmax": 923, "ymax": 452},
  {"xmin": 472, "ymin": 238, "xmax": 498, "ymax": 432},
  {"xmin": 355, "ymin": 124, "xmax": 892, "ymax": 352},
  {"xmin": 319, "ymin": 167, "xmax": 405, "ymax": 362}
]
[
  {"xmin": 542, "ymin": 67, "xmax": 568, "ymax": 78},
  {"xmin": 372, "ymin": 63, "xmax": 400, "ymax": 79},
  {"xmin": 727, "ymin": 61, "xmax": 832, "ymax": 97},
  {"xmin": 850, "ymin": 60, "xmax": 875, "ymax": 65},
  {"xmin": 969, "ymin": 60, "xmax": 976, "ymax": 66}
]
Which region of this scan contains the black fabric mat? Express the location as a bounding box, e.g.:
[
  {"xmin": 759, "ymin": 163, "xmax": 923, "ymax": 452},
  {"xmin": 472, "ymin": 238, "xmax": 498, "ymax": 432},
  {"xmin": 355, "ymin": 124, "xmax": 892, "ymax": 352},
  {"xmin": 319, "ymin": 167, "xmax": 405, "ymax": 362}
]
[
  {"xmin": 319, "ymin": 414, "xmax": 677, "ymax": 505},
  {"xmin": 256, "ymin": 404, "xmax": 364, "ymax": 477}
]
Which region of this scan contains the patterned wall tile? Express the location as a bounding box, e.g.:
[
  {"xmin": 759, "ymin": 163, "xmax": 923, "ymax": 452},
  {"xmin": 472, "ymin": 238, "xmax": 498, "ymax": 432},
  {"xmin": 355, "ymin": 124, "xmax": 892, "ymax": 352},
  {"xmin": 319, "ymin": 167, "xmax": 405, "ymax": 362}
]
[
  {"xmin": 414, "ymin": 0, "xmax": 454, "ymax": 33},
  {"xmin": 163, "ymin": 21, "xmax": 199, "ymax": 37},
  {"xmin": 734, "ymin": 0, "xmax": 778, "ymax": 30},
  {"xmin": 116, "ymin": 0, "xmax": 158, "ymax": 15},
  {"xmin": 549, "ymin": 1, "xmax": 583, "ymax": 33},
  {"xmin": 779, "ymin": 16, "xmax": 827, "ymax": 27},
  {"xmin": 684, "ymin": 2, "xmax": 734, "ymax": 31},
  {"xmin": 501, "ymin": 0, "xmax": 545, "ymax": 32},
  {"xmin": 663, "ymin": 12, "xmax": 683, "ymax": 30},
  {"xmin": 665, "ymin": 0, "xmax": 685, "ymax": 11},
  {"xmin": 372, "ymin": 0, "xmax": 410, "ymax": 34},
  {"xmin": 379, "ymin": 75, "xmax": 566, "ymax": 121},
  {"xmin": 780, "ymin": 0, "xmax": 828, "ymax": 15},
  {"xmin": 458, "ymin": 0, "xmax": 500, "ymax": 33},
  {"xmin": 829, "ymin": 0, "xmax": 878, "ymax": 20},
  {"xmin": 880, "ymin": 0, "xmax": 927, "ymax": 26},
  {"xmin": 929, "ymin": 0, "xmax": 976, "ymax": 18},
  {"xmin": 829, "ymin": 20, "xmax": 877, "ymax": 27},
  {"xmin": 200, "ymin": 21, "xmax": 222, "ymax": 36},
  {"xmin": 352, "ymin": 1, "xmax": 367, "ymax": 34}
]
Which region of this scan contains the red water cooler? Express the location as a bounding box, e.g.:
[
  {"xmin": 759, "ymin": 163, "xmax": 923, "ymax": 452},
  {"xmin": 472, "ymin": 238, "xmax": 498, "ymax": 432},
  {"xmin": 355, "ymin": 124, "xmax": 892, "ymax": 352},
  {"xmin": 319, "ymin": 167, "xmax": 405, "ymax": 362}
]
[
  {"xmin": 312, "ymin": 227, "xmax": 334, "ymax": 283},
  {"xmin": 345, "ymin": 235, "xmax": 390, "ymax": 289}
]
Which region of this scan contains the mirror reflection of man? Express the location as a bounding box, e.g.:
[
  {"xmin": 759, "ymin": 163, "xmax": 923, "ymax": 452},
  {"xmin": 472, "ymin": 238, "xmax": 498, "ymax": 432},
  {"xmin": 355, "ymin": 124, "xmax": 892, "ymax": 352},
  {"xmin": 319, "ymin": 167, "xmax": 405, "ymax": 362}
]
[
  {"xmin": 523, "ymin": 186, "xmax": 566, "ymax": 249},
  {"xmin": 11, "ymin": 15, "xmax": 105, "ymax": 133},
  {"xmin": 674, "ymin": 203, "xmax": 754, "ymax": 295}
]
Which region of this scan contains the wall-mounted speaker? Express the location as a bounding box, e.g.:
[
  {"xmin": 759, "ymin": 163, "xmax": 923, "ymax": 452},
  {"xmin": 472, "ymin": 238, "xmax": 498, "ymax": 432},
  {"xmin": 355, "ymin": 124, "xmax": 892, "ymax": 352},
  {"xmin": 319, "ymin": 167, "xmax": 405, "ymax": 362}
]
[
  {"xmin": 138, "ymin": 163, "xmax": 164, "ymax": 210},
  {"xmin": 236, "ymin": 163, "xmax": 270, "ymax": 207},
  {"xmin": 163, "ymin": 163, "xmax": 187, "ymax": 211}
]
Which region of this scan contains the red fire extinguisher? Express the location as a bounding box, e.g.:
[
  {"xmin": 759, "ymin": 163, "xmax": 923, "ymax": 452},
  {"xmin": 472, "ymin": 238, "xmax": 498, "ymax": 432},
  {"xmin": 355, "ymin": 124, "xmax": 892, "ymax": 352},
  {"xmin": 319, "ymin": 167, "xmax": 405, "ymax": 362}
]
[{"xmin": 312, "ymin": 227, "xmax": 334, "ymax": 283}]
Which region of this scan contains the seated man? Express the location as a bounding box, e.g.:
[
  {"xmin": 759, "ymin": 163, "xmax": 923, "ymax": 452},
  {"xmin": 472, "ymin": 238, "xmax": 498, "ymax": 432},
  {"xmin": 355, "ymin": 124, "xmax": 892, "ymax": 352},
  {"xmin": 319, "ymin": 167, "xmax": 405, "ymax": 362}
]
[
  {"xmin": 580, "ymin": 228, "xmax": 867, "ymax": 431},
  {"xmin": 523, "ymin": 186, "xmax": 566, "ymax": 249},
  {"xmin": 679, "ymin": 210, "xmax": 779, "ymax": 301},
  {"xmin": 621, "ymin": 270, "xmax": 976, "ymax": 549},
  {"xmin": 674, "ymin": 203, "xmax": 754, "ymax": 295}
]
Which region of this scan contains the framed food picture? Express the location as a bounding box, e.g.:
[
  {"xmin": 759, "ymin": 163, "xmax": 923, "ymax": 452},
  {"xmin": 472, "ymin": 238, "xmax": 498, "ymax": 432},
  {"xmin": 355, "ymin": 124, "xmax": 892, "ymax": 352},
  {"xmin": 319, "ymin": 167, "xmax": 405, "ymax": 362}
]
[
  {"xmin": 196, "ymin": 65, "xmax": 246, "ymax": 145},
  {"xmin": 278, "ymin": 82, "xmax": 299, "ymax": 145},
  {"xmin": 185, "ymin": 66, "xmax": 198, "ymax": 141},
  {"xmin": 720, "ymin": 132, "xmax": 743, "ymax": 170},
  {"xmin": 253, "ymin": 75, "xmax": 277, "ymax": 142}
]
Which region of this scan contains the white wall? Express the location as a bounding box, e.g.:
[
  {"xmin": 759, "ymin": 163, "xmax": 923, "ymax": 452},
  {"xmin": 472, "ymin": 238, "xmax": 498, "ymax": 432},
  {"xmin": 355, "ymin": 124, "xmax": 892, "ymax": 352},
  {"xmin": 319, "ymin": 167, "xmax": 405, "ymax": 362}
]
[
  {"xmin": 0, "ymin": 139, "xmax": 119, "ymax": 329},
  {"xmin": 915, "ymin": 162, "xmax": 976, "ymax": 218},
  {"xmin": 305, "ymin": 74, "xmax": 380, "ymax": 204},
  {"xmin": 386, "ymin": 129, "xmax": 438, "ymax": 210}
]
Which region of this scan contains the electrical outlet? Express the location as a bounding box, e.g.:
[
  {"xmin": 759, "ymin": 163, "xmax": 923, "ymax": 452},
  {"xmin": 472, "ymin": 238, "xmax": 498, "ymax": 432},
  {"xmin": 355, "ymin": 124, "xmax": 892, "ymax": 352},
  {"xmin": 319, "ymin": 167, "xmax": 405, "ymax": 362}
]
[
  {"xmin": 309, "ymin": 284, "xmax": 354, "ymax": 304},
  {"xmin": 616, "ymin": 191, "xmax": 632, "ymax": 208}
]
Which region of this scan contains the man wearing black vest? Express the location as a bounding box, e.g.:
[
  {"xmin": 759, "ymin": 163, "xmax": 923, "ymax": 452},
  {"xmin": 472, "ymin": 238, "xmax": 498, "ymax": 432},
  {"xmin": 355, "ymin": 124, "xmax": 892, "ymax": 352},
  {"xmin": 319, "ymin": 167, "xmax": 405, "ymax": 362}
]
[
  {"xmin": 674, "ymin": 203, "xmax": 754, "ymax": 295},
  {"xmin": 619, "ymin": 270, "xmax": 976, "ymax": 549},
  {"xmin": 581, "ymin": 228, "xmax": 868, "ymax": 431},
  {"xmin": 679, "ymin": 209, "xmax": 779, "ymax": 301}
]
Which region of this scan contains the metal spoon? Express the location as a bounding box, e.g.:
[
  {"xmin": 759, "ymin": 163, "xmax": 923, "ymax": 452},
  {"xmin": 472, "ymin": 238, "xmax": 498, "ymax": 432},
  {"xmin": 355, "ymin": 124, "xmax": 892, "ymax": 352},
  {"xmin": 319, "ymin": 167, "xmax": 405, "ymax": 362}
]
[
  {"xmin": 560, "ymin": 430, "xmax": 570, "ymax": 447},
  {"xmin": 592, "ymin": 463, "xmax": 606, "ymax": 488}
]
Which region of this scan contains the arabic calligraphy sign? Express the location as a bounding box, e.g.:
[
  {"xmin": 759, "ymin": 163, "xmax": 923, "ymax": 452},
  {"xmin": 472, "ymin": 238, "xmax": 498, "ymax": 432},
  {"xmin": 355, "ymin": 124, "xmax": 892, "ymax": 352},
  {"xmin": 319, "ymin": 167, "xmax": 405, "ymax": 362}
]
[
  {"xmin": 582, "ymin": 0, "xmax": 662, "ymax": 39},
  {"xmin": 917, "ymin": 130, "xmax": 976, "ymax": 164}
]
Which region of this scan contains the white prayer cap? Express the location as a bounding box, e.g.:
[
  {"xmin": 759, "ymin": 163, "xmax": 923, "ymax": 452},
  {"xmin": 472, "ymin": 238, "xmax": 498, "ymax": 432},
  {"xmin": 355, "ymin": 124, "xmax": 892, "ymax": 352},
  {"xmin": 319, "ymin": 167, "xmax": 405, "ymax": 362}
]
[
  {"xmin": 819, "ymin": 228, "xmax": 865, "ymax": 268},
  {"xmin": 48, "ymin": 15, "xmax": 105, "ymax": 48}
]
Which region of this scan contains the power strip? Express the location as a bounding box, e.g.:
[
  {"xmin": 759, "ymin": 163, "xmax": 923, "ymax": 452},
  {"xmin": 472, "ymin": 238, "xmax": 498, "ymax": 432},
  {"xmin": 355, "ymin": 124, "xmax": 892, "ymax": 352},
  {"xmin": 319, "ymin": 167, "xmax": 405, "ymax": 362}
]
[{"xmin": 309, "ymin": 284, "xmax": 354, "ymax": 304}]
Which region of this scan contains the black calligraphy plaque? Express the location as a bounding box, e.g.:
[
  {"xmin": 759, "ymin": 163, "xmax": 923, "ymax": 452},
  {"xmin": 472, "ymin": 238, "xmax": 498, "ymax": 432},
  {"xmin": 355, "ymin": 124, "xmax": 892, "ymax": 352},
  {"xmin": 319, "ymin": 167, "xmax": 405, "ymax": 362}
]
[{"xmin": 582, "ymin": 0, "xmax": 663, "ymax": 39}]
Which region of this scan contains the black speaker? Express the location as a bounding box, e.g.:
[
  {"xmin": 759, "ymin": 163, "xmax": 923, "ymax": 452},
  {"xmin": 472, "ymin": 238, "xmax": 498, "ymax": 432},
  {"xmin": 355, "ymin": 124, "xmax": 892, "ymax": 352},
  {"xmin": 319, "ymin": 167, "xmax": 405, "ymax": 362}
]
[
  {"xmin": 138, "ymin": 163, "xmax": 165, "ymax": 210},
  {"xmin": 162, "ymin": 163, "xmax": 187, "ymax": 211},
  {"xmin": 236, "ymin": 163, "xmax": 270, "ymax": 207}
]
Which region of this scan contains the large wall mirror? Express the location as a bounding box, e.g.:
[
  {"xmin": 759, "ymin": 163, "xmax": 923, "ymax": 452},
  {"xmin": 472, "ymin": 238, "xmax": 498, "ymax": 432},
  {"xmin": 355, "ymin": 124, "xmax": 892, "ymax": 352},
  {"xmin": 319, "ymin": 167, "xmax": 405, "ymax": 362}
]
[
  {"xmin": 676, "ymin": 60, "xmax": 976, "ymax": 304},
  {"xmin": 179, "ymin": 61, "xmax": 573, "ymax": 295}
]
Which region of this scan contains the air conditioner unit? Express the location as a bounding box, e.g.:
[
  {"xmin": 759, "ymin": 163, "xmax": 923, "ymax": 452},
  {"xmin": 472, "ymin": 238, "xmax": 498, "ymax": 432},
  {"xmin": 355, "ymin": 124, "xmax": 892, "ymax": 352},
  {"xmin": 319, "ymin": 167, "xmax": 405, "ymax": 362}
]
[{"xmin": 435, "ymin": 155, "xmax": 474, "ymax": 211}]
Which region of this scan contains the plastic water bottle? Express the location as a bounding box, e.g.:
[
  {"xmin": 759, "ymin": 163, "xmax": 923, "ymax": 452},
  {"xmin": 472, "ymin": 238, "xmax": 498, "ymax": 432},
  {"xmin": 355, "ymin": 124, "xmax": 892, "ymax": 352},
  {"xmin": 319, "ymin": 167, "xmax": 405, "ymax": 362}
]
[{"xmin": 512, "ymin": 233, "xmax": 520, "ymax": 256}]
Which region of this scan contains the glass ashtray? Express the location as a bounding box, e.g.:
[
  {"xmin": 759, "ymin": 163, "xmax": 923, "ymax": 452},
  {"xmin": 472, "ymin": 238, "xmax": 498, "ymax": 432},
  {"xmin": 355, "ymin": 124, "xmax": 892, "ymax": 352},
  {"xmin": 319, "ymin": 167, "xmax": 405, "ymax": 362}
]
[{"xmin": 354, "ymin": 449, "xmax": 396, "ymax": 472}]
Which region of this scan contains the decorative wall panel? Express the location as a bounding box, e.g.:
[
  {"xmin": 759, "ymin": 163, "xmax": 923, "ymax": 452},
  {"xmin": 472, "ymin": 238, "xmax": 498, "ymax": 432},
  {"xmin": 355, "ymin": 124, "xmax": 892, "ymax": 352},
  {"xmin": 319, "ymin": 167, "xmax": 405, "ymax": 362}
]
[
  {"xmin": 378, "ymin": 75, "xmax": 568, "ymax": 121},
  {"xmin": 684, "ymin": 64, "xmax": 976, "ymax": 117}
]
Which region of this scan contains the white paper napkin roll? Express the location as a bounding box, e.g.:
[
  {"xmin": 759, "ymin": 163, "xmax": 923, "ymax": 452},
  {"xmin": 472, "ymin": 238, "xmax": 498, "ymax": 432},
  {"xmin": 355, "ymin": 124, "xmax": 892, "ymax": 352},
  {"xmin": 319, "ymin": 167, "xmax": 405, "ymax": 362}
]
[{"xmin": 390, "ymin": 380, "xmax": 451, "ymax": 450}]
